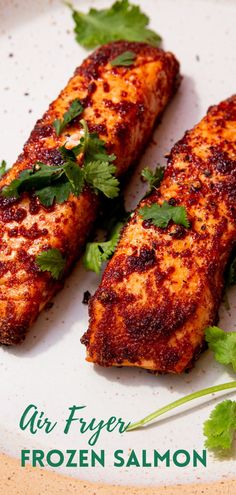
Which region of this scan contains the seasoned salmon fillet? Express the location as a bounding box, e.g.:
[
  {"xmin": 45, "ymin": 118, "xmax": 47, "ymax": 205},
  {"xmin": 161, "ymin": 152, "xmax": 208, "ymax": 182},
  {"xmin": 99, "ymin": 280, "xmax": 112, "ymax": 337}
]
[
  {"xmin": 83, "ymin": 95, "xmax": 236, "ymax": 373},
  {"xmin": 0, "ymin": 41, "xmax": 179, "ymax": 345}
]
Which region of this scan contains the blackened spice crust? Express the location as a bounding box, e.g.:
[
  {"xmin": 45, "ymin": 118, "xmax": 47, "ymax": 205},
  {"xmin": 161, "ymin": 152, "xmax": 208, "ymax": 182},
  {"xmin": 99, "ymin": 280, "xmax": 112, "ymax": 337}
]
[
  {"xmin": 84, "ymin": 95, "xmax": 236, "ymax": 374},
  {"xmin": 0, "ymin": 40, "xmax": 180, "ymax": 345}
]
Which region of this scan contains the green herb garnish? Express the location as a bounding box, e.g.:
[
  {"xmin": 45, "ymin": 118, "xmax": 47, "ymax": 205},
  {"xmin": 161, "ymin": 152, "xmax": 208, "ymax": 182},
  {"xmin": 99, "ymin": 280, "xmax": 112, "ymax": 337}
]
[
  {"xmin": 2, "ymin": 121, "xmax": 119, "ymax": 204},
  {"xmin": 53, "ymin": 99, "xmax": 84, "ymax": 136},
  {"xmin": 75, "ymin": 119, "xmax": 116, "ymax": 164},
  {"xmin": 203, "ymin": 400, "xmax": 236, "ymax": 452},
  {"xmin": 69, "ymin": 0, "xmax": 161, "ymax": 49},
  {"xmin": 127, "ymin": 381, "xmax": 236, "ymax": 431},
  {"xmin": 1, "ymin": 162, "xmax": 84, "ymax": 207},
  {"xmin": 139, "ymin": 200, "xmax": 189, "ymax": 228},
  {"xmin": 0, "ymin": 160, "xmax": 7, "ymax": 178},
  {"xmin": 110, "ymin": 50, "xmax": 136, "ymax": 67},
  {"xmin": 127, "ymin": 324, "xmax": 236, "ymax": 455},
  {"xmin": 141, "ymin": 166, "xmax": 165, "ymax": 193},
  {"xmin": 205, "ymin": 326, "xmax": 236, "ymax": 372},
  {"xmin": 127, "ymin": 382, "xmax": 236, "ymax": 453},
  {"xmin": 83, "ymin": 194, "xmax": 129, "ymax": 274},
  {"xmin": 2, "ymin": 158, "xmax": 119, "ymax": 204},
  {"xmin": 83, "ymin": 161, "xmax": 119, "ymax": 198},
  {"xmin": 83, "ymin": 222, "xmax": 123, "ymax": 274},
  {"xmin": 36, "ymin": 248, "xmax": 66, "ymax": 280}
]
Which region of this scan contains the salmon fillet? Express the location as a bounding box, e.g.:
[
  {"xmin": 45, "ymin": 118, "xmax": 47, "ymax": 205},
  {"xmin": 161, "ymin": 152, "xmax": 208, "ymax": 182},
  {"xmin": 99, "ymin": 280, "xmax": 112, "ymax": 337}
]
[
  {"xmin": 0, "ymin": 41, "xmax": 179, "ymax": 345},
  {"xmin": 83, "ymin": 95, "xmax": 236, "ymax": 373}
]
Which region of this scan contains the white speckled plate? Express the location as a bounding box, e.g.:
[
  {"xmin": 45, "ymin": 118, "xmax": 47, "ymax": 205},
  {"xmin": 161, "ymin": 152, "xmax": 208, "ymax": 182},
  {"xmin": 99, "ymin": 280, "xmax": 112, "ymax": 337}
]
[{"xmin": 0, "ymin": 0, "xmax": 235, "ymax": 487}]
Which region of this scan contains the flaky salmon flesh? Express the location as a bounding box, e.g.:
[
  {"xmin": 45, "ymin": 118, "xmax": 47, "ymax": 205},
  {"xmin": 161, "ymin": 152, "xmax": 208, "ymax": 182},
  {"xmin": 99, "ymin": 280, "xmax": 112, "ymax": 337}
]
[
  {"xmin": 0, "ymin": 41, "xmax": 179, "ymax": 345},
  {"xmin": 83, "ymin": 95, "xmax": 236, "ymax": 373}
]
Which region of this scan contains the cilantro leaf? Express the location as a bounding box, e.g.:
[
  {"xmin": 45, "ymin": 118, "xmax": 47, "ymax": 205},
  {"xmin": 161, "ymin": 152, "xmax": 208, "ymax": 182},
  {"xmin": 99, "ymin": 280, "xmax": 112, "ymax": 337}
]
[
  {"xmin": 203, "ymin": 400, "xmax": 236, "ymax": 451},
  {"xmin": 59, "ymin": 144, "xmax": 78, "ymax": 162},
  {"xmin": 1, "ymin": 161, "xmax": 83, "ymax": 206},
  {"xmin": 1, "ymin": 178, "xmax": 22, "ymax": 198},
  {"xmin": 2, "ymin": 163, "xmax": 67, "ymax": 202},
  {"xmin": 2, "ymin": 163, "xmax": 64, "ymax": 200},
  {"xmin": 141, "ymin": 166, "xmax": 164, "ymax": 193},
  {"xmin": 83, "ymin": 222, "xmax": 123, "ymax": 273},
  {"xmin": 69, "ymin": 0, "xmax": 161, "ymax": 49},
  {"xmin": 139, "ymin": 200, "xmax": 189, "ymax": 229},
  {"xmin": 83, "ymin": 243, "xmax": 103, "ymax": 275},
  {"xmin": 77, "ymin": 120, "xmax": 116, "ymax": 163},
  {"xmin": 0, "ymin": 160, "xmax": 7, "ymax": 178},
  {"xmin": 63, "ymin": 161, "xmax": 85, "ymax": 195},
  {"xmin": 84, "ymin": 161, "xmax": 119, "ymax": 198},
  {"xmin": 110, "ymin": 50, "xmax": 136, "ymax": 67},
  {"xmin": 205, "ymin": 326, "xmax": 236, "ymax": 372},
  {"xmin": 36, "ymin": 248, "xmax": 66, "ymax": 280},
  {"xmin": 53, "ymin": 99, "xmax": 84, "ymax": 136},
  {"xmin": 61, "ymin": 125, "xmax": 119, "ymax": 199},
  {"xmin": 36, "ymin": 182, "xmax": 72, "ymax": 207}
]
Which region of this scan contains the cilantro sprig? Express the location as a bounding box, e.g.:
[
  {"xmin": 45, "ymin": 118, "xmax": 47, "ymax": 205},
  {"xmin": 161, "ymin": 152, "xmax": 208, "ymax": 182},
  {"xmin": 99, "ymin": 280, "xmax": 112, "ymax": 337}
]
[
  {"xmin": 83, "ymin": 222, "xmax": 123, "ymax": 274},
  {"xmin": 127, "ymin": 381, "xmax": 236, "ymax": 430},
  {"xmin": 83, "ymin": 194, "xmax": 129, "ymax": 274},
  {"xmin": 127, "ymin": 323, "xmax": 236, "ymax": 455},
  {"xmin": 110, "ymin": 50, "xmax": 136, "ymax": 67},
  {"xmin": 69, "ymin": 0, "xmax": 161, "ymax": 49},
  {"xmin": 141, "ymin": 166, "xmax": 165, "ymax": 194},
  {"xmin": 205, "ymin": 326, "xmax": 236, "ymax": 372},
  {"xmin": 53, "ymin": 99, "xmax": 84, "ymax": 136},
  {"xmin": 127, "ymin": 382, "xmax": 236, "ymax": 453},
  {"xmin": 1, "ymin": 121, "xmax": 119, "ymax": 205},
  {"xmin": 74, "ymin": 120, "xmax": 116, "ymax": 164},
  {"xmin": 1, "ymin": 161, "xmax": 84, "ymax": 207},
  {"xmin": 127, "ymin": 381, "xmax": 236, "ymax": 454},
  {"xmin": 36, "ymin": 248, "xmax": 66, "ymax": 280},
  {"xmin": 82, "ymin": 165, "xmax": 166, "ymax": 274},
  {"xmin": 139, "ymin": 200, "xmax": 189, "ymax": 229}
]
